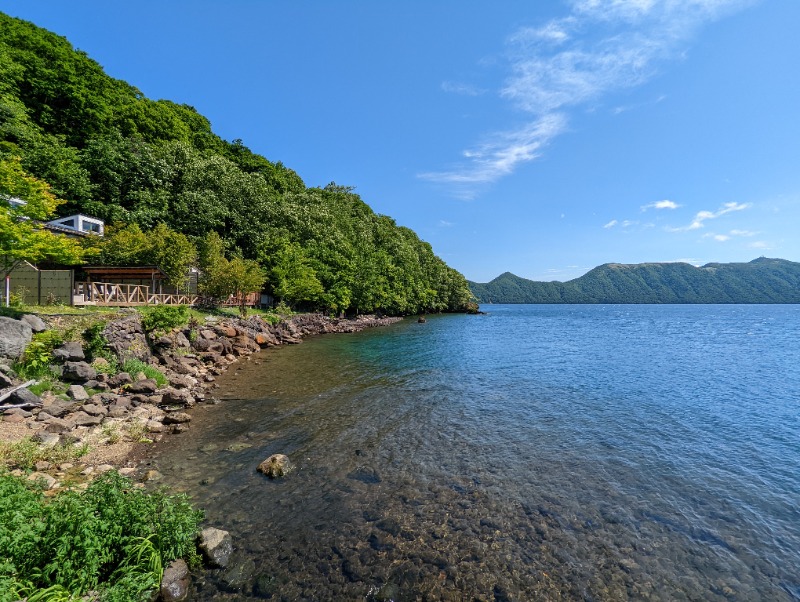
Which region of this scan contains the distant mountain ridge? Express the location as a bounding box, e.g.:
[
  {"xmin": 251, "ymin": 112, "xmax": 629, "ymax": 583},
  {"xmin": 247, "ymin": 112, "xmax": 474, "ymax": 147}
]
[{"xmin": 469, "ymin": 258, "xmax": 800, "ymax": 304}]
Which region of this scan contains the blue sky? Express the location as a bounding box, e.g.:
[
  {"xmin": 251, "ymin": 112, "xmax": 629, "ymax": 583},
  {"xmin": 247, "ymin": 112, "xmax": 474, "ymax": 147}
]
[{"xmin": 2, "ymin": 0, "xmax": 799, "ymax": 282}]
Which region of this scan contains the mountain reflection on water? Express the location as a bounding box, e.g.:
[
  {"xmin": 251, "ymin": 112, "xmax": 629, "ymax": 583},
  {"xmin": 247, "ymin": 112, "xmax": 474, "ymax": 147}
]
[{"xmin": 148, "ymin": 305, "xmax": 800, "ymax": 601}]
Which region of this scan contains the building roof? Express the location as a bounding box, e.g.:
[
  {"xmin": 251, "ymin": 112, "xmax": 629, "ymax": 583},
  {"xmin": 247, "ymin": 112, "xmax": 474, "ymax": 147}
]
[{"xmin": 80, "ymin": 265, "xmax": 168, "ymax": 279}]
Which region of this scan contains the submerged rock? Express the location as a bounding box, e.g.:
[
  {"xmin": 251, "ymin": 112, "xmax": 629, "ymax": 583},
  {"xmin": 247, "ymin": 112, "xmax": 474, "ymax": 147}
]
[
  {"xmin": 199, "ymin": 527, "xmax": 234, "ymax": 568},
  {"xmin": 257, "ymin": 454, "xmax": 292, "ymax": 479}
]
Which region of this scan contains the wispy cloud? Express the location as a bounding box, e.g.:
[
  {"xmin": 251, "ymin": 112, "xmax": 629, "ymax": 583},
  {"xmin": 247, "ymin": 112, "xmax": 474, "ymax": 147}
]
[
  {"xmin": 421, "ymin": 0, "xmax": 755, "ymax": 195},
  {"xmin": 641, "ymin": 199, "xmax": 680, "ymax": 211},
  {"xmin": 418, "ymin": 113, "xmax": 566, "ymax": 198},
  {"xmin": 667, "ymin": 201, "xmax": 750, "ymax": 232},
  {"xmin": 703, "ymin": 228, "xmax": 758, "ymax": 242},
  {"xmin": 603, "ymin": 219, "xmax": 618, "ymax": 228},
  {"xmin": 441, "ymin": 81, "xmax": 487, "ymax": 96}
]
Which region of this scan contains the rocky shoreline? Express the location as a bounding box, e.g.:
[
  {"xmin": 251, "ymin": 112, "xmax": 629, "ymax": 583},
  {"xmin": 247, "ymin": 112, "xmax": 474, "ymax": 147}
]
[{"xmin": 0, "ymin": 311, "xmax": 403, "ymax": 489}]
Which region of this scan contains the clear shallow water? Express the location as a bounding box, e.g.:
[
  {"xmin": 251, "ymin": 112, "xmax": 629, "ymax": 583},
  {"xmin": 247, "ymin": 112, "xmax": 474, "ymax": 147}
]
[{"xmin": 149, "ymin": 305, "xmax": 800, "ymax": 600}]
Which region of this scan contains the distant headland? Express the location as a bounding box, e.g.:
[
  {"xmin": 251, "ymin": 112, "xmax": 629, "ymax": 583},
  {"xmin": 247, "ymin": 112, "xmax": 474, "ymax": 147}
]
[{"xmin": 469, "ymin": 258, "xmax": 800, "ymax": 304}]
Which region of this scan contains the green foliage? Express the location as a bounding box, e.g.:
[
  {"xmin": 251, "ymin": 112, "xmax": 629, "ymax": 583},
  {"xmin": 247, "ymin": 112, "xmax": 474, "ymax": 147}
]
[
  {"xmin": 120, "ymin": 359, "xmax": 167, "ymax": 387},
  {"xmin": 0, "ymin": 470, "xmax": 203, "ymax": 601},
  {"xmin": 0, "ymin": 155, "xmax": 86, "ymax": 281},
  {"xmin": 0, "ymin": 12, "xmax": 473, "ymax": 315},
  {"xmin": 14, "ymin": 330, "xmax": 63, "ymax": 379},
  {"xmin": 139, "ymin": 304, "xmax": 189, "ymax": 333},
  {"xmin": 469, "ymin": 258, "xmax": 800, "ymax": 304},
  {"xmin": 99, "ymin": 223, "xmax": 196, "ymax": 288},
  {"xmin": 197, "ymin": 232, "xmax": 266, "ymax": 315}
]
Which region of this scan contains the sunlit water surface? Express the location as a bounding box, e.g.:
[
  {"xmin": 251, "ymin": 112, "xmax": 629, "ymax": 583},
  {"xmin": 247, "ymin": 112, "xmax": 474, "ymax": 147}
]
[{"xmin": 148, "ymin": 305, "xmax": 800, "ymax": 601}]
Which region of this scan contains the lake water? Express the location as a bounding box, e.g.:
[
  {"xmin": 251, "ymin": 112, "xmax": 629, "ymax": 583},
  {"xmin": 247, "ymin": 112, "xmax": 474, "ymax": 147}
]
[{"xmin": 148, "ymin": 305, "xmax": 800, "ymax": 601}]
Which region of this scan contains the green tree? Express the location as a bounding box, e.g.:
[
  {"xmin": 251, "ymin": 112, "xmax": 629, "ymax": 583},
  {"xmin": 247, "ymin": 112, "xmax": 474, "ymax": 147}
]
[
  {"xmin": 98, "ymin": 222, "xmax": 196, "ymax": 288},
  {"xmin": 0, "ymin": 155, "xmax": 85, "ymax": 285},
  {"xmin": 198, "ymin": 232, "xmax": 265, "ymax": 315}
]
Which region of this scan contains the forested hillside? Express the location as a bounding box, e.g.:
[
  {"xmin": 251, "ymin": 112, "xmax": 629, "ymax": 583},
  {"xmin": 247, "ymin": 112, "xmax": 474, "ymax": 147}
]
[
  {"xmin": 0, "ymin": 12, "xmax": 472, "ymax": 314},
  {"xmin": 469, "ymin": 258, "xmax": 800, "ymax": 304}
]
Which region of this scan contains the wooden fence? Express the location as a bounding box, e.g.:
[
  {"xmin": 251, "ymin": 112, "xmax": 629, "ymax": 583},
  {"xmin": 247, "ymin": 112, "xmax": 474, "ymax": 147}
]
[
  {"xmin": 75, "ymin": 282, "xmax": 198, "ymax": 306},
  {"xmin": 75, "ymin": 282, "xmax": 259, "ymax": 308}
]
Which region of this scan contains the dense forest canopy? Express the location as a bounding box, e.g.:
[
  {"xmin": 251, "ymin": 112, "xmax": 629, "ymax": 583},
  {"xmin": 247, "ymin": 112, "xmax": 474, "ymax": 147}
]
[
  {"xmin": 0, "ymin": 12, "xmax": 472, "ymax": 314},
  {"xmin": 469, "ymin": 258, "xmax": 800, "ymax": 304}
]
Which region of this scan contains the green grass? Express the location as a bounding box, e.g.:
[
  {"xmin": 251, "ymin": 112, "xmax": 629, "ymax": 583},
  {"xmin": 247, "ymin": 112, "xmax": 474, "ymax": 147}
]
[
  {"xmin": 0, "ymin": 437, "xmax": 89, "ymax": 472},
  {"xmin": 0, "ymin": 470, "xmax": 203, "ymax": 601},
  {"xmin": 120, "ymin": 360, "xmax": 168, "ymax": 388}
]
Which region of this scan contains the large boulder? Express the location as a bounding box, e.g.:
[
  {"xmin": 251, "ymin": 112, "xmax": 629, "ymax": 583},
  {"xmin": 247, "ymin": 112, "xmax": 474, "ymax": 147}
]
[
  {"xmin": 199, "ymin": 527, "xmax": 233, "ymax": 568},
  {"xmin": 0, "ymin": 317, "xmax": 32, "ymax": 359},
  {"xmin": 103, "ymin": 314, "xmax": 151, "ymax": 364},
  {"xmin": 257, "ymin": 454, "xmax": 292, "ymax": 479}
]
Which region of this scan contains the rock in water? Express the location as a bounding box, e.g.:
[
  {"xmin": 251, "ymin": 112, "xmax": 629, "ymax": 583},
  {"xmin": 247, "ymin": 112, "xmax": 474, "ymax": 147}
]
[
  {"xmin": 257, "ymin": 454, "xmax": 292, "ymax": 478},
  {"xmin": 199, "ymin": 527, "xmax": 233, "ymax": 568},
  {"xmin": 160, "ymin": 559, "xmax": 190, "ymax": 602}
]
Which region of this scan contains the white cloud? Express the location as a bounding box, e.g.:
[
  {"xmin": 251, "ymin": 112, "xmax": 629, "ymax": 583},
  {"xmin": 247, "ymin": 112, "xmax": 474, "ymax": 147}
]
[
  {"xmin": 441, "ymin": 81, "xmax": 487, "ymax": 96},
  {"xmin": 439, "ymin": 220, "xmax": 454, "ymax": 227},
  {"xmin": 729, "ymin": 229, "xmax": 757, "ymax": 237},
  {"xmin": 667, "ymin": 201, "xmax": 750, "ymax": 231},
  {"xmin": 641, "ymin": 199, "xmax": 680, "ymax": 211},
  {"xmin": 604, "ymin": 219, "xmax": 618, "ymax": 228},
  {"xmin": 418, "ymin": 113, "xmax": 567, "ymax": 195},
  {"xmin": 704, "ymin": 233, "xmax": 730, "ymax": 242},
  {"xmin": 748, "ymin": 240, "xmax": 771, "ymax": 249},
  {"xmin": 421, "ymin": 0, "xmax": 754, "ymax": 196}
]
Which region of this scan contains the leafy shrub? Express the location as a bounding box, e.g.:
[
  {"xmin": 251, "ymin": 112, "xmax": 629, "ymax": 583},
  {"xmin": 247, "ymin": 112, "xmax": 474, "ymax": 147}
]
[
  {"xmin": 82, "ymin": 322, "xmax": 113, "ymax": 363},
  {"xmin": 15, "ymin": 331, "xmax": 64, "ymax": 379},
  {"xmin": 120, "ymin": 359, "xmax": 167, "ymax": 388},
  {"xmin": 0, "ymin": 471, "xmax": 203, "ymax": 601},
  {"xmin": 139, "ymin": 305, "xmax": 189, "ymax": 333}
]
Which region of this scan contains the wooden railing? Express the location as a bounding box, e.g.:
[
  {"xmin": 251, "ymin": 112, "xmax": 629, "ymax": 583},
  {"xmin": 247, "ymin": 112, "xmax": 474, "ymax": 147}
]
[
  {"xmin": 220, "ymin": 292, "xmax": 261, "ymax": 307},
  {"xmin": 74, "ymin": 282, "xmax": 197, "ymax": 306}
]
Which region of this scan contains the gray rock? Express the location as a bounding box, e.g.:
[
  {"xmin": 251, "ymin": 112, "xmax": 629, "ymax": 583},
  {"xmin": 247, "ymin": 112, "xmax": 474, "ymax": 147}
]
[
  {"xmin": 19, "ymin": 314, "xmax": 47, "ymax": 333},
  {"xmin": 71, "ymin": 411, "xmax": 102, "ymax": 427},
  {"xmin": 199, "ymin": 527, "xmax": 233, "ymax": 568},
  {"xmin": 160, "ymin": 559, "xmax": 190, "ymax": 602},
  {"xmin": 32, "ymin": 431, "xmax": 61, "ymax": 447},
  {"xmin": 108, "ymin": 372, "xmax": 133, "ymax": 388},
  {"xmin": 161, "ymin": 387, "xmax": 194, "ymax": 407},
  {"xmin": 175, "ymin": 331, "xmax": 191, "ymax": 348},
  {"xmin": 0, "ymin": 317, "xmax": 32, "ymax": 359},
  {"xmin": 52, "ymin": 341, "xmax": 85, "ymax": 362},
  {"xmin": 67, "ymin": 385, "xmax": 89, "ymax": 401},
  {"xmin": 44, "ymin": 418, "xmax": 72, "ymax": 433},
  {"xmin": 62, "ymin": 361, "xmax": 97, "ymax": 383},
  {"xmin": 9, "ymin": 387, "xmax": 41, "ymax": 407},
  {"xmin": 168, "ymin": 374, "xmax": 195, "ymax": 389},
  {"xmin": 219, "ymin": 556, "xmax": 255, "ymax": 592},
  {"xmin": 81, "ymin": 403, "xmax": 107, "ymax": 416},
  {"xmin": 257, "ymin": 454, "xmax": 292, "ymax": 479},
  {"xmin": 0, "ymin": 370, "xmax": 12, "ymax": 388},
  {"xmin": 126, "ymin": 378, "xmax": 158, "ymax": 395},
  {"xmin": 43, "ymin": 399, "xmax": 77, "ymax": 418},
  {"xmin": 162, "ymin": 411, "xmax": 191, "ymax": 424}
]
